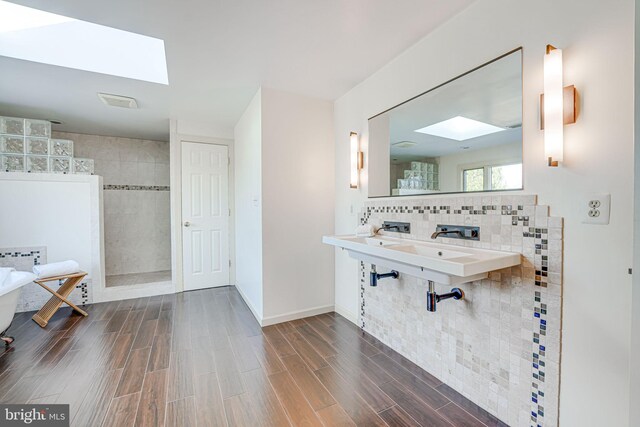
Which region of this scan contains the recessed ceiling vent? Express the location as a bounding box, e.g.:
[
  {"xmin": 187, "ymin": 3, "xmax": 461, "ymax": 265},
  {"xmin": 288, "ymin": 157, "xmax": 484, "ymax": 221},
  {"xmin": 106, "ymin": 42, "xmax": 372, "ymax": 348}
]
[
  {"xmin": 392, "ymin": 141, "xmax": 417, "ymax": 148},
  {"xmin": 98, "ymin": 93, "xmax": 138, "ymax": 109}
]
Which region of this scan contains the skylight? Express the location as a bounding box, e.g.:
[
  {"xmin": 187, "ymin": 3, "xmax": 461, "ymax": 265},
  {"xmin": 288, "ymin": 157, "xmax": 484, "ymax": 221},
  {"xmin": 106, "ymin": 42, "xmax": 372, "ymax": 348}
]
[
  {"xmin": 414, "ymin": 116, "xmax": 505, "ymax": 141},
  {"xmin": 0, "ymin": 1, "xmax": 168, "ymax": 85}
]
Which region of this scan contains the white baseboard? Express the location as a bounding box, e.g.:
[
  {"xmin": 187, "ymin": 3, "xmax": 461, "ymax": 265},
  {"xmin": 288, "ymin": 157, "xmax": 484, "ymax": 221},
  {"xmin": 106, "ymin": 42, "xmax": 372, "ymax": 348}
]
[
  {"xmin": 233, "ymin": 284, "xmax": 263, "ymax": 325},
  {"xmin": 232, "ymin": 286, "xmax": 335, "ymax": 327},
  {"xmin": 93, "ymin": 280, "xmax": 175, "ymax": 303},
  {"xmin": 334, "ymin": 304, "xmax": 358, "ymax": 325},
  {"xmin": 261, "ymin": 304, "xmax": 335, "ymax": 327}
]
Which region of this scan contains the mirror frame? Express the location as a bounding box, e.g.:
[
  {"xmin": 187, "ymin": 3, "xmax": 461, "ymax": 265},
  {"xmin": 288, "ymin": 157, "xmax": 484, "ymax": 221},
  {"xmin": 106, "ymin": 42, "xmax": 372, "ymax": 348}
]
[{"xmin": 367, "ymin": 47, "xmax": 524, "ymax": 199}]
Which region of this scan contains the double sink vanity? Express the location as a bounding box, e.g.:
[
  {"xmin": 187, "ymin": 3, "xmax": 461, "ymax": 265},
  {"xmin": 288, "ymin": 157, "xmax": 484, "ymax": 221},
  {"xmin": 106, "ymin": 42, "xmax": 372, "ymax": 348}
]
[
  {"xmin": 323, "ymin": 230, "xmax": 520, "ymax": 286},
  {"xmin": 327, "ymin": 47, "xmax": 524, "ymax": 310},
  {"xmin": 324, "ymin": 221, "xmax": 521, "ymax": 311},
  {"xmin": 323, "ymin": 46, "xmax": 563, "ymax": 425}
]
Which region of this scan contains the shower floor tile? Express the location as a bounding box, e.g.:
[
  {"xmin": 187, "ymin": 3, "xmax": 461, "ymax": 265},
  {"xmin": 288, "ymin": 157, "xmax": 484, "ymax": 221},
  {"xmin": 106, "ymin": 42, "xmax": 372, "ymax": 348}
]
[{"xmin": 106, "ymin": 270, "xmax": 171, "ymax": 287}]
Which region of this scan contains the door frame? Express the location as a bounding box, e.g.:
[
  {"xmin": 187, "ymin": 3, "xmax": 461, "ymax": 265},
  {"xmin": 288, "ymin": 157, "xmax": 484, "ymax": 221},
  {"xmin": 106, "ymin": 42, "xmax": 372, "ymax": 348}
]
[{"xmin": 170, "ymin": 130, "xmax": 235, "ymax": 293}]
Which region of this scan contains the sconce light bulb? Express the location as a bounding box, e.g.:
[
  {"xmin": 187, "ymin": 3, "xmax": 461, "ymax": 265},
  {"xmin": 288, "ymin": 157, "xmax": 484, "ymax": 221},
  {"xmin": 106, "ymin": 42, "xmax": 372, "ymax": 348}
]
[
  {"xmin": 350, "ymin": 132, "xmax": 359, "ymax": 188},
  {"xmin": 544, "ymin": 45, "xmax": 563, "ymax": 165}
]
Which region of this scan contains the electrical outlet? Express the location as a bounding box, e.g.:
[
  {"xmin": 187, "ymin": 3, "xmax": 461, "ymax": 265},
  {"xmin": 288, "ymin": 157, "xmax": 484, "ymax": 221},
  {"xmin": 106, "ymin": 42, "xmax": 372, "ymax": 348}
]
[{"xmin": 583, "ymin": 194, "xmax": 610, "ymax": 225}]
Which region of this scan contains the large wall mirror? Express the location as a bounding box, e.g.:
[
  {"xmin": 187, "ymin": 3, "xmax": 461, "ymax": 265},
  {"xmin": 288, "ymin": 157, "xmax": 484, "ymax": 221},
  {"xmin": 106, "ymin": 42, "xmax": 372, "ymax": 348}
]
[{"xmin": 368, "ymin": 48, "xmax": 523, "ymax": 198}]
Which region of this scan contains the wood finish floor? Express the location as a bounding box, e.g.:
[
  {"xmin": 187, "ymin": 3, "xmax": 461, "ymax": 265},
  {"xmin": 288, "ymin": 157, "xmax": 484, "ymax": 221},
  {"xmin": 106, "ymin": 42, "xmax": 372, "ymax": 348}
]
[{"xmin": 0, "ymin": 287, "xmax": 507, "ymax": 427}]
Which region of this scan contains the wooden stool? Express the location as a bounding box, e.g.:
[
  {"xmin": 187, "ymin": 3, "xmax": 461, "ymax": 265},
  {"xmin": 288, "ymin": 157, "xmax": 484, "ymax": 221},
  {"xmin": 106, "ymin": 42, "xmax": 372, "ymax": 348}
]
[{"xmin": 32, "ymin": 271, "xmax": 89, "ymax": 328}]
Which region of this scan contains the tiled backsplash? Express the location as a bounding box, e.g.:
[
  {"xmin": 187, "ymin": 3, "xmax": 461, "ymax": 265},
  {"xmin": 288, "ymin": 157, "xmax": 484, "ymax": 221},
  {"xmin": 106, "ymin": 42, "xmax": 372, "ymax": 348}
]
[
  {"xmin": 0, "ymin": 247, "xmax": 92, "ymax": 313},
  {"xmin": 359, "ymin": 194, "xmax": 563, "ymax": 427},
  {"xmin": 52, "ymin": 132, "xmax": 171, "ymax": 277}
]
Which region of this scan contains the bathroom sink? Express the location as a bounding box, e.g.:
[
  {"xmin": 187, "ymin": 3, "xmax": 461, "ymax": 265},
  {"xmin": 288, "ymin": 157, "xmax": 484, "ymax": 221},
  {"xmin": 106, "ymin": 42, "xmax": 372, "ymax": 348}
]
[
  {"xmin": 323, "ymin": 235, "xmax": 521, "ymax": 285},
  {"xmin": 364, "ymin": 237, "xmax": 401, "ymax": 247},
  {"xmin": 391, "ymin": 245, "xmax": 470, "ymax": 259}
]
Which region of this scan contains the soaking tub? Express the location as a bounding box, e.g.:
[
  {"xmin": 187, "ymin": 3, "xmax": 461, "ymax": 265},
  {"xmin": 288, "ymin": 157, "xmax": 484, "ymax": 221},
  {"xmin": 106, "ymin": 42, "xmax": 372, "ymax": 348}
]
[{"xmin": 0, "ymin": 268, "xmax": 36, "ymax": 346}]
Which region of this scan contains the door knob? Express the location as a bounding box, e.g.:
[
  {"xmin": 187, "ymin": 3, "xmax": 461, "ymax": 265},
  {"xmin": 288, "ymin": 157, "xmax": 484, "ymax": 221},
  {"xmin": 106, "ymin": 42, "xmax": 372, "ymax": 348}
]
[{"xmin": 184, "ymin": 221, "xmax": 191, "ymax": 227}]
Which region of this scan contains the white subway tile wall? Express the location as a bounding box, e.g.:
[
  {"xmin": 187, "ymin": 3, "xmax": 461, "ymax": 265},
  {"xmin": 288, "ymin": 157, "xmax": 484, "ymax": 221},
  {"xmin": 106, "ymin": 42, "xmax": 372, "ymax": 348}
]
[{"xmin": 359, "ymin": 194, "xmax": 562, "ymax": 427}]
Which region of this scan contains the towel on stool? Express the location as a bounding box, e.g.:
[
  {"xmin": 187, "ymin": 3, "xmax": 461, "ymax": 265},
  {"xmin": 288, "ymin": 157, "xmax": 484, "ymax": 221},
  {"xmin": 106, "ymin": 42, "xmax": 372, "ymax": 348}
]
[
  {"xmin": 355, "ymin": 224, "xmax": 376, "ymax": 237},
  {"xmin": 33, "ymin": 260, "xmax": 80, "ymax": 279}
]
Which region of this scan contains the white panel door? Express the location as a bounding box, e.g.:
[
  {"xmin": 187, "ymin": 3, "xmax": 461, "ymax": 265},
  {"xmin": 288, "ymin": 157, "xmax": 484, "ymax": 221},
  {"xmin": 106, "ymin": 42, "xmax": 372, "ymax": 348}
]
[{"xmin": 182, "ymin": 142, "xmax": 230, "ymax": 290}]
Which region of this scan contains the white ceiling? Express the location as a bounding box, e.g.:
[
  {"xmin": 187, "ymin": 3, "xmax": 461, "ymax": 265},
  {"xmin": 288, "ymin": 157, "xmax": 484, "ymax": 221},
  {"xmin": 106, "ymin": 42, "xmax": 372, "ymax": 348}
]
[{"xmin": 0, "ymin": 0, "xmax": 475, "ymax": 141}]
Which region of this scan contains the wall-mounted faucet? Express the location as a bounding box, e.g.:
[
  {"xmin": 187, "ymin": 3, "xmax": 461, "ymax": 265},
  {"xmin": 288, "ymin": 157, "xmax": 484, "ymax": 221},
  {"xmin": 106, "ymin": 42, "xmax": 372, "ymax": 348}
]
[
  {"xmin": 426, "ymin": 280, "xmax": 464, "ymax": 312},
  {"xmin": 431, "ymin": 229, "xmax": 463, "ymax": 239},
  {"xmin": 379, "ymin": 221, "xmax": 410, "ymax": 234},
  {"xmin": 370, "ymin": 265, "xmax": 399, "ymax": 286},
  {"xmin": 431, "ymin": 225, "xmax": 479, "ymax": 241}
]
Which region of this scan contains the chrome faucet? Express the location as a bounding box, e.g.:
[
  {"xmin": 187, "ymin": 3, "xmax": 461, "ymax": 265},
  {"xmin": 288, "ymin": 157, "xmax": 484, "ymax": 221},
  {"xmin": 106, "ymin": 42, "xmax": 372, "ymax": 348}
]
[
  {"xmin": 431, "ymin": 229, "xmax": 463, "ymax": 239},
  {"xmin": 379, "ymin": 221, "xmax": 410, "ymax": 233},
  {"xmin": 431, "ymin": 225, "xmax": 479, "ymax": 240},
  {"xmin": 382, "ymin": 224, "xmax": 400, "ymax": 231}
]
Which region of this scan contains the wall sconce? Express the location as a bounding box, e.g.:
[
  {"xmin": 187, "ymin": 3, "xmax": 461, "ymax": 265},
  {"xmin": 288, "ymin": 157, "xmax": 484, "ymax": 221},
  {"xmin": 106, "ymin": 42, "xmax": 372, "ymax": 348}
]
[
  {"xmin": 541, "ymin": 44, "xmax": 577, "ymax": 167},
  {"xmin": 350, "ymin": 131, "xmax": 363, "ymax": 188}
]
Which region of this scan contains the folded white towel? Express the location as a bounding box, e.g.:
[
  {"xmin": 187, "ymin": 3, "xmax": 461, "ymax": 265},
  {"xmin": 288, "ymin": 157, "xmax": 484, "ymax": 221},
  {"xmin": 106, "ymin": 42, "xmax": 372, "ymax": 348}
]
[
  {"xmin": 33, "ymin": 260, "xmax": 80, "ymax": 279},
  {"xmin": 0, "ymin": 267, "xmax": 15, "ymax": 287},
  {"xmin": 356, "ymin": 224, "xmax": 376, "ymax": 237}
]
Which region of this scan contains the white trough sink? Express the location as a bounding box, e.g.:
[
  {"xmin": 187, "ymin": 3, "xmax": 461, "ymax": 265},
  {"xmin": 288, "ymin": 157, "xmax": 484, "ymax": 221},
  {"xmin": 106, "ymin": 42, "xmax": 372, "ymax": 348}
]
[{"xmin": 323, "ymin": 235, "xmax": 521, "ymax": 285}]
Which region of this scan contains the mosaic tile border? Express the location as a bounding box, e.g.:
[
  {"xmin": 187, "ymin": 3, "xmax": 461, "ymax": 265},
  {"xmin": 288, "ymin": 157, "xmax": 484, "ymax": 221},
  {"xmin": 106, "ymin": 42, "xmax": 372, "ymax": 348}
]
[
  {"xmin": 360, "ymin": 261, "xmax": 366, "ymax": 329},
  {"xmin": 0, "ymin": 249, "xmax": 43, "ymax": 264},
  {"xmin": 0, "ymin": 247, "xmax": 93, "ymax": 312},
  {"xmin": 358, "ymin": 194, "xmax": 562, "ymax": 427},
  {"xmin": 103, "ymin": 185, "xmax": 170, "ymax": 191}
]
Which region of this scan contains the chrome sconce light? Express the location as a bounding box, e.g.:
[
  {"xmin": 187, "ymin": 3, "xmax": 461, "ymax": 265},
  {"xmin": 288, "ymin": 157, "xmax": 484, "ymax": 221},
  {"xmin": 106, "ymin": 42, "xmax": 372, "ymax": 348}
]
[
  {"xmin": 541, "ymin": 44, "xmax": 578, "ymax": 167},
  {"xmin": 350, "ymin": 131, "xmax": 363, "ymax": 188}
]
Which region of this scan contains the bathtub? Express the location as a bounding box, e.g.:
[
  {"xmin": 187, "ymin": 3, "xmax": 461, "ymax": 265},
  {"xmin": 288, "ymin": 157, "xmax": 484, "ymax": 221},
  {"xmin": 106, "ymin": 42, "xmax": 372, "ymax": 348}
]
[{"xmin": 0, "ymin": 268, "xmax": 36, "ymax": 346}]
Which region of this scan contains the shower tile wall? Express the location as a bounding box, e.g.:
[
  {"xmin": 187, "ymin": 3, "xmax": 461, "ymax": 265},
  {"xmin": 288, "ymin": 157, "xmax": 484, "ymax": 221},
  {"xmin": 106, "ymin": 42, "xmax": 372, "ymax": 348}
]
[
  {"xmin": 52, "ymin": 132, "xmax": 171, "ymax": 276},
  {"xmin": 359, "ymin": 194, "xmax": 563, "ymax": 427}
]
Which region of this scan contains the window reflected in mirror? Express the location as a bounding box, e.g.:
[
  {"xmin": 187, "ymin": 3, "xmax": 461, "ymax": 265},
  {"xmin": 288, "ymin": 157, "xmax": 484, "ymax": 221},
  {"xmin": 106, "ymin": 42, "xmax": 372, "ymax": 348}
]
[{"xmin": 368, "ymin": 48, "xmax": 523, "ymax": 197}]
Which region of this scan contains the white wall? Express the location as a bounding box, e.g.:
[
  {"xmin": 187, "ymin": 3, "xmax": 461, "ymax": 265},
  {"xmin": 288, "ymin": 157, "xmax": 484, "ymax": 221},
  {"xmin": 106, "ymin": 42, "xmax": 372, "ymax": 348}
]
[
  {"xmin": 631, "ymin": 1, "xmax": 640, "ymax": 424},
  {"xmin": 333, "ymin": 1, "xmax": 634, "ymax": 425},
  {"xmin": 233, "ymin": 90, "xmax": 264, "ymax": 319},
  {"xmin": 438, "ymin": 141, "xmax": 522, "ymax": 191},
  {"xmin": 260, "ymin": 88, "xmax": 335, "ymax": 323},
  {"xmin": 175, "ymin": 119, "xmax": 234, "ymax": 140},
  {"xmin": 0, "ymin": 173, "xmax": 103, "ymax": 289}
]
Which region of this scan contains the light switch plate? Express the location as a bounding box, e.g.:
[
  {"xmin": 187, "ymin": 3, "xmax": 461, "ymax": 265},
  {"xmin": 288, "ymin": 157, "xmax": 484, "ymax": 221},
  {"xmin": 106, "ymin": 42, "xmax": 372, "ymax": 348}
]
[{"xmin": 582, "ymin": 193, "xmax": 611, "ymax": 225}]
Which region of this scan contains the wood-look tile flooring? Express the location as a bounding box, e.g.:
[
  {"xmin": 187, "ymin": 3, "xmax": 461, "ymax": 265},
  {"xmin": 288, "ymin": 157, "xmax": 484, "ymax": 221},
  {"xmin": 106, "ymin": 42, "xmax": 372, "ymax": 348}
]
[{"xmin": 0, "ymin": 287, "xmax": 507, "ymax": 427}]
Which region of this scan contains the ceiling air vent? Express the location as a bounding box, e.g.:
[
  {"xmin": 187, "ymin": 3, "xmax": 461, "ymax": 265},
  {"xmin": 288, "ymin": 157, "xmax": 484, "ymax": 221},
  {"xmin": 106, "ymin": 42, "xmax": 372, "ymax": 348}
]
[
  {"xmin": 392, "ymin": 141, "xmax": 417, "ymax": 148},
  {"xmin": 97, "ymin": 93, "xmax": 138, "ymax": 109}
]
